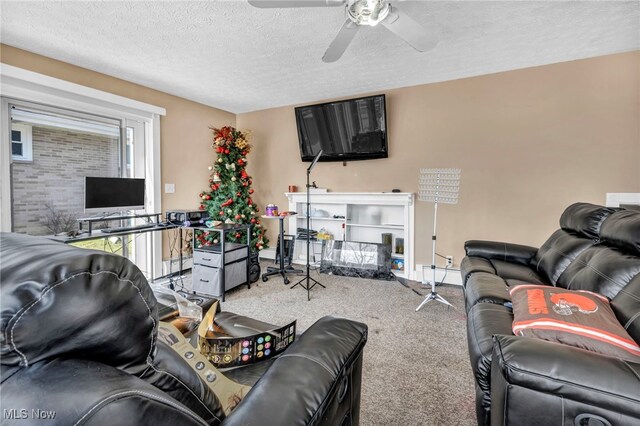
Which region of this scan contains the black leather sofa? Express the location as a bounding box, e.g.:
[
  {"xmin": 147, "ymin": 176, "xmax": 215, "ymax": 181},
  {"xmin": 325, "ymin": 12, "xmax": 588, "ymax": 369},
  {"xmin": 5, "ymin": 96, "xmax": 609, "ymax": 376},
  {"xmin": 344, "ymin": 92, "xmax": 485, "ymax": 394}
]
[
  {"xmin": 460, "ymin": 203, "xmax": 640, "ymax": 425},
  {"xmin": 0, "ymin": 232, "xmax": 368, "ymax": 425}
]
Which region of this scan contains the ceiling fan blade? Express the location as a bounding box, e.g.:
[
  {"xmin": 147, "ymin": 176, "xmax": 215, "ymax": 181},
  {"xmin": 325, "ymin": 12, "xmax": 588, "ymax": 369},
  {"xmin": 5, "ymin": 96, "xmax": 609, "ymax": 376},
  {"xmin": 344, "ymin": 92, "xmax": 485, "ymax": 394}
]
[
  {"xmin": 248, "ymin": 0, "xmax": 345, "ymax": 8},
  {"xmin": 381, "ymin": 5, "xmax": 438, "ymax": 52},
  {"xmin": 322, "ymin": 19, "xmax": 360, "ymax": 63}
]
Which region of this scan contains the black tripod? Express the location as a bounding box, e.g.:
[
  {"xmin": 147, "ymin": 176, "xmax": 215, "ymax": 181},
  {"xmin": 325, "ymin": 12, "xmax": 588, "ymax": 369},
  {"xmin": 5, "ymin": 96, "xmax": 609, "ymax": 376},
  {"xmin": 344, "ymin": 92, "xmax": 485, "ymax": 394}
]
[{"xmin": 291, "ymin": 150, "xmax": 325, "ymax": 301}]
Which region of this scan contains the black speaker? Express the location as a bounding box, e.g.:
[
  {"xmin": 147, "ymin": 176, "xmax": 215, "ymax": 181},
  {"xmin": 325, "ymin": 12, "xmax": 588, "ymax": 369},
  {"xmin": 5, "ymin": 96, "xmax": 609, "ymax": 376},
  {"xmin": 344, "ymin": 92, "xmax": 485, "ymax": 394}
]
[
  {"xmin": 275, "ymin": 235, "xmax": 295, "ymax": 266},
  {"xmin": 249, "ymin": 252, "xmax": 261, "ymax": 283}
]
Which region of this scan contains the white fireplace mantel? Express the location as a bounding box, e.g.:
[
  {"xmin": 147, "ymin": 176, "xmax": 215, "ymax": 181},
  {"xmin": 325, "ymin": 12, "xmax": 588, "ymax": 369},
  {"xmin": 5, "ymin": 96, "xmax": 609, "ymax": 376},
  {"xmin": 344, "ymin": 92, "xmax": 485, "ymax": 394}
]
[{"xmin": 285, "ymin": 192, "xmax": 415, "ymax": 279}]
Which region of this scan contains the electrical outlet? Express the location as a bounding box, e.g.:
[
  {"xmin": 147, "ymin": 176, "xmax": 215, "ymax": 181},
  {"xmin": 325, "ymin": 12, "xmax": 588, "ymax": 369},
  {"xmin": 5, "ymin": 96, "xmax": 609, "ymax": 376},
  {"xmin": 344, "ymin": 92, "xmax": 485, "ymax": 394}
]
[{"xmin": 445, "ymin": 255, "xmax": 453, "ymax": 267}]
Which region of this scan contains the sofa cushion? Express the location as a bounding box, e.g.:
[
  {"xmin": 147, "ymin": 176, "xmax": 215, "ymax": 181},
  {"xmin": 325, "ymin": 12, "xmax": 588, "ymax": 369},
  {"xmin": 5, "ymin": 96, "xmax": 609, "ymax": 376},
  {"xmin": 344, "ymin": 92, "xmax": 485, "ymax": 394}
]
[
  {"xmin": 466, "ymin": 304, "xmax": 514, "ymax": 400},
  {"xmin": 491, "ymin": 260, "xmax": 545, "ymax": 284},
  {"xmin": 611, "ymin": 275, "xmax": 640, "ymax": 343},
  {"xmin": 1, "ymin": 358, "xmax": 209, "ymax": 426},
  {"xmin": 461, "ymin": 256, "xmax": 496, "ymax": 286},
  {"xmin": 559, "ymin": 202, "xmax": 618, "ymax": 239},
  {"xmin": 510, "ymin": 285, "xmax": 640, "ymax": 361},
  {"xmin": 534, "ymin": 229, "xmax": 594, "ymax": 285},
  {"xmin": 464, "ymin": 273, "xmax": 511, "ymax": 312},
  {"xmin": 600, "ymin": 209, "xmax": 640, "ymax": 256},
  {"xmin": 557, "ymin": 245, "xmax": 640, "ymax": 300}
]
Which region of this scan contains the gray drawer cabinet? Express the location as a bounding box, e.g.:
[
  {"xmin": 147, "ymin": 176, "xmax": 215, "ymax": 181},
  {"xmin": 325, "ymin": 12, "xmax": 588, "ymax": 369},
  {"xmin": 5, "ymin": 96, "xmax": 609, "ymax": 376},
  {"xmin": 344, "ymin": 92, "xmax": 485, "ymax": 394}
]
[
  {"xmin": 192, "ymin": 243, "xmax": 249, "ymax": 300},
  {"xmin": 193, "ymin": 243, "xmax": 248, "ymax": 267}
]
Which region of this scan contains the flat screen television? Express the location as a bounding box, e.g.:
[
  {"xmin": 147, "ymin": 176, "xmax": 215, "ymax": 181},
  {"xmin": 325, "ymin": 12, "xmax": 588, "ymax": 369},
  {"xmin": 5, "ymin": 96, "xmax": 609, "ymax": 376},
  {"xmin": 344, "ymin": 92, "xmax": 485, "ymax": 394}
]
[
  {"xmin": 295, "ymin": 94, "xmax": 387, "ymax": 162},
  {"xmin": 84, "ymin": 177, "xmax": 145, "ymax": 211}
]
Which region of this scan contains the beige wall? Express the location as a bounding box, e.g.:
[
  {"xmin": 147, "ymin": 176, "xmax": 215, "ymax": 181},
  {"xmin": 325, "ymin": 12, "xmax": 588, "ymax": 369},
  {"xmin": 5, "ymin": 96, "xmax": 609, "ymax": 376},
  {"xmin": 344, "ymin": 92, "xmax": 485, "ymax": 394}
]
[
  {"xmin": 1, "ymin": 44, "xmax": 235, "ymax": 259},
  {"xmin": 238, "ymin": 51, "xmax": 640, "ymax": 270}
]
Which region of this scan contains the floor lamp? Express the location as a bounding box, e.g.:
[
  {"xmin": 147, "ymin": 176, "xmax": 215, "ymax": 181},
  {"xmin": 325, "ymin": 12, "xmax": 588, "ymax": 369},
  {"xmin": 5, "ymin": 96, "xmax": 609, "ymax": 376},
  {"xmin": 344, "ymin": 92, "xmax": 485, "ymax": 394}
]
[
  {"xmin": 291, "ymin": 150, "xmax": 325, "ymax": 301},
  {"xmin": 416, "ymin": 168, "xmax": 461, "ymax": 311}
]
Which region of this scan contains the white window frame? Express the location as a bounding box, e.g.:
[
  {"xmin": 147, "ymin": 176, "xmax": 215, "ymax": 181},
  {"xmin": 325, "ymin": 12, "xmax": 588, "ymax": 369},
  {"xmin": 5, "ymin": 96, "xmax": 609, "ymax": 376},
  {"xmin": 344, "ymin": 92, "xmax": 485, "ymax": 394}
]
[
  {"xmin": 10, "ymin": 122, "xmax": 32, "ymax": 162},
  {"xmin": 0, "ymin": 64, "xmax": 166, "ymax": 278}
]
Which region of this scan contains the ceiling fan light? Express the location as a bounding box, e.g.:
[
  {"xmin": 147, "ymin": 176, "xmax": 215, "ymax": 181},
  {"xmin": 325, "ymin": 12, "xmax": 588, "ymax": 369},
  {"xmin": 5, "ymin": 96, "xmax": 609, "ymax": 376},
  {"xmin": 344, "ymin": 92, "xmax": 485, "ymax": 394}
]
[{"xmin": 347, "ymin": 0, "xmax": 390, "ymax": 26}]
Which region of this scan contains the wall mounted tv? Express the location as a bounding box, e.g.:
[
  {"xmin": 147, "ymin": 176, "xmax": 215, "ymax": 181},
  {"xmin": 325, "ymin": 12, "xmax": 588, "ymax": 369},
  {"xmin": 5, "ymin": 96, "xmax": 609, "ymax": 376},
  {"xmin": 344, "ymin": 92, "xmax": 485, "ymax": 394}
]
[
  {"xmin": 295, "ymin": 94, "xmax": 387, "ymax": 162},
  {"xmin": 85, "ymin": 177, "xmax": 145, "ymax": 211}
]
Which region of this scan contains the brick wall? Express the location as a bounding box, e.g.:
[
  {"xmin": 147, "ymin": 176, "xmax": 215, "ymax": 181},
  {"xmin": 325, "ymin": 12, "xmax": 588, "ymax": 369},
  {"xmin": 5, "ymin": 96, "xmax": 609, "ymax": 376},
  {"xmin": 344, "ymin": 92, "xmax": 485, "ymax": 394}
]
[{"xmin": 11, "ymin": 125, "xmax": 120, "ymax": 235}]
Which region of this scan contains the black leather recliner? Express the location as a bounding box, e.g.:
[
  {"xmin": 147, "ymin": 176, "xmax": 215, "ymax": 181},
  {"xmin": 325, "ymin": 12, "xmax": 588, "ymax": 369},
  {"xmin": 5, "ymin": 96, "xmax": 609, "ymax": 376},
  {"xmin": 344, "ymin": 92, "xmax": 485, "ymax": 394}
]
[
  {"xmin": 0, "ymin": 232, "xmax": 368, "ymax": 425},
  {"xmin": 460, "ymin": 203, "xmax": 640, "ymax": 425}
]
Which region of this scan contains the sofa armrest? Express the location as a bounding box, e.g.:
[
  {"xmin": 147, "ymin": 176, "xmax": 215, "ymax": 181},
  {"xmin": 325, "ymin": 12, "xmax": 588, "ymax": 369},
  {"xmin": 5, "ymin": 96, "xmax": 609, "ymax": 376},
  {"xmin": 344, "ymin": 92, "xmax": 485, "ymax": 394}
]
[
  {"xmin": 464, "ymin": 240, "xmax": 538, "ymax": 265},
  {"xmin": 491, "ymin": 335, "xmax": 640, "ymax": 423},
  {"xmin": 222, "ymin": 316, "xmax": 368, "ymax": 426}
]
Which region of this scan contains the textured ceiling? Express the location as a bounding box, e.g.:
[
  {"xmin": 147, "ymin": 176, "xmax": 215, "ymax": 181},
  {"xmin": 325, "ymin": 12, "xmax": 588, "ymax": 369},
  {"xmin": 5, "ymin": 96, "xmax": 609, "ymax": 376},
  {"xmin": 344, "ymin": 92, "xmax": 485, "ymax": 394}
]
[{"xmin": 1, "ymin": 1, "xmax": 638, "ymax": 113}]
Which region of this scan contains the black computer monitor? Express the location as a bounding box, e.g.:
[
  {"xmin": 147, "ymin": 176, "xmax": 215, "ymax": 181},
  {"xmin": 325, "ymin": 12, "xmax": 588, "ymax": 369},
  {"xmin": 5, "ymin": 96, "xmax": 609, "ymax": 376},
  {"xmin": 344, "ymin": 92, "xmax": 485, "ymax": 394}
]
[{"xmin": 84, "ymin": 177, "xmax": 145, "ymax": 212}]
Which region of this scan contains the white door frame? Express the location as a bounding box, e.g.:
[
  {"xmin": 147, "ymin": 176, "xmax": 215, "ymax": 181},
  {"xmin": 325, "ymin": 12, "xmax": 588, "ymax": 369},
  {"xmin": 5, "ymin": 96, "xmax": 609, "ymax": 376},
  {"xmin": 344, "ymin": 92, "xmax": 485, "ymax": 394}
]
[{"xmin": 0, "ymin": 64, "xmax": 166, "ymax": 278}]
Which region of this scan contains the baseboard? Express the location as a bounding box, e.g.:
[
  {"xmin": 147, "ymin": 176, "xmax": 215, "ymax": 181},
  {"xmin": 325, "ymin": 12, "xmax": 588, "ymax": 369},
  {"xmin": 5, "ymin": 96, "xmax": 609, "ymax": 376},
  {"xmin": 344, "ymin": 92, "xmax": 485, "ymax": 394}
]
[
  {"xmin": 260, "ymin": 247, "xmax": 276, "ymax": 260},
  {"xmin": 414, "ymin": 264, "xmax": 462, "ymax": 286},
  {"xmin": 166, "ymin": 254, "xmax": 461, "ymax": 285}
]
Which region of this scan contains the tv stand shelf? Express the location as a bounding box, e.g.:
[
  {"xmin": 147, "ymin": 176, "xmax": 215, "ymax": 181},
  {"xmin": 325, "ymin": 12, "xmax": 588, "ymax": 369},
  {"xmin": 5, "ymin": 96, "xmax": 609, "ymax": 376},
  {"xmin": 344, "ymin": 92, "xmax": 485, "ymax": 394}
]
[
  {"xmin": 286, "ymin": 192, "xmax": 415, "ymax": 279},
  {"xmin": 77, "ymin": 212, "xmax": 162, "ymax": 234}
]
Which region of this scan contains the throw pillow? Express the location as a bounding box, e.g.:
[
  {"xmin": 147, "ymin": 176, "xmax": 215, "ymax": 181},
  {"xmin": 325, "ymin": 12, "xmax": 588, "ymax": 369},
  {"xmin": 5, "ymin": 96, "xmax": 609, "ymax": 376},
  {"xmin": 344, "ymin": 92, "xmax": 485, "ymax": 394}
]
[{"xmin": 510, "ymin": 284, "xmax": 640, "ymax": 361}]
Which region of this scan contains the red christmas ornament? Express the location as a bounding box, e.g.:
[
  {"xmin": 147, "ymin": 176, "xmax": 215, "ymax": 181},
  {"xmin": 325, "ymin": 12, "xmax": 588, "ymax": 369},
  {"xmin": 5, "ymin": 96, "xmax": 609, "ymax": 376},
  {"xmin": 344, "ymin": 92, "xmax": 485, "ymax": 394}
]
[
  {"xmin": 249, "ymin": 189, "xmax": 254, "ymax": 194},
  {"xmin": 242, "ymin": 151, "xmax": 247, "ymax": 156},
  {"xmin": 250, "ymin": 218, "xmax": 256, "ymax": 224},
  {"xmin": 199, "ymin": 204, "xmax": 205, "ymax": 210},
  {"xmin": 206, "ymin": 195, "xmax": 211, "ymax": 200},
  {"xmin": 219, "ymin": 211, "xmax": 224, "ymax": 216},
  {"xmin": 237, "ymin": 159, "xmax": 244, "ymax": 166},
  {"xmin": 235, "ymin": 232, "xmax": 241, "ymax": 239},
  {"xmin": 235, "ymin": 214, "xmax": 241, "ymax": 220},
  {"xmin": 224, "ymin": 149, "xmax": 230, "ymax": 154}
]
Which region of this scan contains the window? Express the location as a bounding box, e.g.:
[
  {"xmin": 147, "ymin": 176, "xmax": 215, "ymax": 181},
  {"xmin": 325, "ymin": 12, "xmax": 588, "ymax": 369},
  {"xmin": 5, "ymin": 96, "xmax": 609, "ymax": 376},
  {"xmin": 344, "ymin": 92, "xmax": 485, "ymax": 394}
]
[
  {"xmin": 11, "ymin": 123, "xmax": 32, "ymax": 162},
  {"xmin": 1, "ymin": 65, "xmax": 165, "ymax": 276}
]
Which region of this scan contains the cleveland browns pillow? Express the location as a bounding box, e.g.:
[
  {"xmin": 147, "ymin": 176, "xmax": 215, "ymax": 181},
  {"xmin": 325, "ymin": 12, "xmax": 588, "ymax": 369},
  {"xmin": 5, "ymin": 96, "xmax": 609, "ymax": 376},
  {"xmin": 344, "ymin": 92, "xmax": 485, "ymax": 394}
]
[{"xmin": 510, "ymin": 284, "xmax": 640, "ymax": 361}]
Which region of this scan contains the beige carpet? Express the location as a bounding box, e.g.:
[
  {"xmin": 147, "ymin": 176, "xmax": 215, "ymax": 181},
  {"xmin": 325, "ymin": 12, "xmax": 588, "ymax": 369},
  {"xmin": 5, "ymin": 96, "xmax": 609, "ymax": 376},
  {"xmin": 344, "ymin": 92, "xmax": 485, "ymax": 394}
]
[{"xmin": 216, "ymin": 264, "xmax": 476, "ymax": 426}]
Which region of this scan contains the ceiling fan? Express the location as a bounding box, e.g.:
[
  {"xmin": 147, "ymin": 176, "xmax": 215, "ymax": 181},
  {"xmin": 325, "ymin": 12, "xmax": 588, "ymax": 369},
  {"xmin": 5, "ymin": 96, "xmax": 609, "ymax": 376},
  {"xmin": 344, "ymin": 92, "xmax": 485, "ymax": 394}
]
[{"xmin": 247, "ymin": 0, "xmax": 438, "ymax": 63}]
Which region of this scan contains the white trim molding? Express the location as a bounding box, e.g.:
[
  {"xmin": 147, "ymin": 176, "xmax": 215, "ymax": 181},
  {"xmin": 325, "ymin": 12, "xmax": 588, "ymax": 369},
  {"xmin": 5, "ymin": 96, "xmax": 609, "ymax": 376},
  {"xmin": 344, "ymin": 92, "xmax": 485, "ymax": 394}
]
[
  {"xmin": 606, "ymin": 193, "xmax": 640, "ymax": 208},
  {"xmin": 0, "ymin": 64, "xmax": 166, "ymax": 119}
]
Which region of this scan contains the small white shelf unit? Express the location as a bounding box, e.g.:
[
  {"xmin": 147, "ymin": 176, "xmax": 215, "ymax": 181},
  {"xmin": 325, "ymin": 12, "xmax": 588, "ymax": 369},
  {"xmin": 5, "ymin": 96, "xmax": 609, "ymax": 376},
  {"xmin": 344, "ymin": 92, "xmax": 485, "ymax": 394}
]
[{"xmin": 285, "ymin": 192, "xmax": 415, "ymax": 279}]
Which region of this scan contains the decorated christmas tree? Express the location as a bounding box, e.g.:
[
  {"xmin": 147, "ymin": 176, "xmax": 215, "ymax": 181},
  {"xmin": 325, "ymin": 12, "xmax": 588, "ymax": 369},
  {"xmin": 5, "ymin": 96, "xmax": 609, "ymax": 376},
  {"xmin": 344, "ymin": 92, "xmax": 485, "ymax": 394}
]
[{"xmin": 197, "ymin": 126, "xmax": 268, "ymax": 251}]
